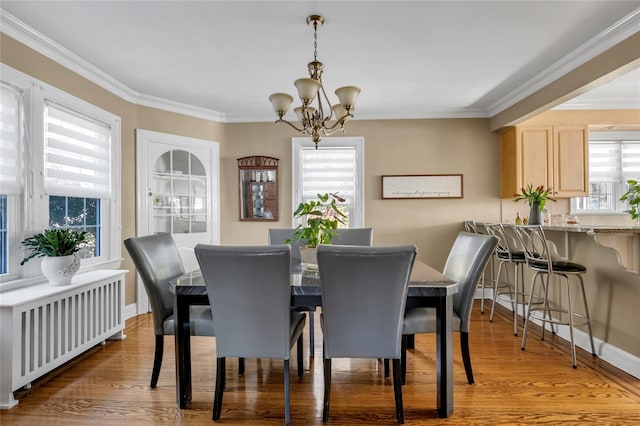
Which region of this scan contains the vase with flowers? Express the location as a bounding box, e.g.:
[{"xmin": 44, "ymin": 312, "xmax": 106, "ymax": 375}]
[{"xmin": 514, "ymin": 184, "xmax": 556, "ymax": 225}]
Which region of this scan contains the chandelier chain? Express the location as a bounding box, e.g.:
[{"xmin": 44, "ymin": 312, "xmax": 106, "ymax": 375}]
[{"xmin": 313, "ymin": 20, "xmax": 318, "ymax": 63}]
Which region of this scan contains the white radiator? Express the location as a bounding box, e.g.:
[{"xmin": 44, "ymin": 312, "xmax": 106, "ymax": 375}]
[{"xmin": 0, "ymin": 270, "xmax": 126, "ymax": 409}]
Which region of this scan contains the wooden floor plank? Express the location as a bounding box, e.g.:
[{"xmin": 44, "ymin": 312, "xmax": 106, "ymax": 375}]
[{"xmin": 1, "ymin": 302, "xmax": 639, "ymax": 425}]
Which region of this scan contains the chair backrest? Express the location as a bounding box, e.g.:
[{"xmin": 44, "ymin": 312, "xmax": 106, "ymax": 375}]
[
  {"xmin": 463, "ymin": 220, "xmax": 479, "ymax": 233},
  {"xmin": 332, "ymin": 227, "xmax": 374, "ymax": 246},
  {"xmin": 317, "ymin": 244, "xmax": 417, "ymax": 359},
  {"xmin": 194, "ymin": 244, "xmax": 292, "ymax": 359},
  {"xmin": 124, "ymin": 233, "xmax": 184, "ymax": 335},
  {"xmin": 511, "ymin": 225, "xmax": 552, "ymax": 272},
  {"xmin": 177, "ymin": 247, "xmax": 198, "ymax": 273},
  {"xmin": 443, "ymin": 232, "xmax": 498, "ymax": 333},
  {"xmin": 484, "ymin": 223, "xmax": 514, "ymax": 261},
  {"xmin": 268, "ymin": 228, "xmax": 305, "ymax": 264}
]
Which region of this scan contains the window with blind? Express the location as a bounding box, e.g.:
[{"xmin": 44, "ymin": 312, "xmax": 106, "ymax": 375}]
[
  {"xmin": 0, "ymin": 64, "xmax": 121, "ymax": 285},
  {"xmin": 573, "ymin": 131, "xmax": 640, "ymax": 213},
  {"xmin": 293, "ymin": 137, "xmax": 364, "ymax": 228},
  {"xmin": 0, "ymin": 81, "xmax": 24, "ymax": 278}
]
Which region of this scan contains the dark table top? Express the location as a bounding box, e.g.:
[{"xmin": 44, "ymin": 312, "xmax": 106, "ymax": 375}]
[{"xmin": 173, "ymin": 260, "xmax": 458, "ymax": 298}]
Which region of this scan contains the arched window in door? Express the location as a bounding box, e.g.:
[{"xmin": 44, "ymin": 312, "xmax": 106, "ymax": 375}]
[{"xmin": 152, "ymin": 150, "xmax": 208, "ymax": 234}]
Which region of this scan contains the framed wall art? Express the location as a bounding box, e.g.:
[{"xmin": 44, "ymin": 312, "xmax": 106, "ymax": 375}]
[{"xmin": 381, "ymin": 174, "xmax": 463, "ymax": 199}]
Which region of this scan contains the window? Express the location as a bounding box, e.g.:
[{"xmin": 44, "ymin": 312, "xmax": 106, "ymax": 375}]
[
  {"xmin": 292, "ymin": 137, "xmax": 364, "ymax": 228},
  {"xmin": 0, "ymin": 78, "xmax": 25, "ymax": 281},
  {"xmin": 0, "ymin": 64, "xmax": 121, "ymax": 285},
  {"xmin": 572, "ymin": 131, "xmax": 640, "ymax": 214},
  {"xmin": 49, "ymin": 196, "xmax": 101, "ymax": 258}
]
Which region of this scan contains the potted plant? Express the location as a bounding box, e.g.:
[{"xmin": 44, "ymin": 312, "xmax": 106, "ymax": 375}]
[
  {"xmin": 21, "ymin": 228, "xmax": 88, "ymax": 286},
  {"xmin": 514, "ymin": 184, "xmax": 556, "ymax": 225},
  {"xmin": 620, "ymin": 179, "xmax": 640, "ymax": 225},
  {"xmin": 288, "ymin": 193, "xmax": 347, "ymax": 264}
]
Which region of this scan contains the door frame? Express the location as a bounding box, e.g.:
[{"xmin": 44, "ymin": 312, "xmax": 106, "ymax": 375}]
[{"xmin": 134, "ymin": 129, "xmax": 220, "ymax": 314}]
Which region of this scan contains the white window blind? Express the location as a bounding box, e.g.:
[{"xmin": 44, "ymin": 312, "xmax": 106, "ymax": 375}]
[
  {"xmin": 44, "ymin": 101, "xmax": 112, "ymax": 198},
  {"xmin": 621, "ymin": 142, "xmax": 640, "ymax": 180},
  {"xmin": 300, "ymin": 147, "xmax": 356, "ymax": 205},
  {"xmin": 0, "ymin": 83, "xmax": 23, "ymax": 195},
  {"xmin": 589, "ymin": 142, "xmax": 621, "ymax": 182}
]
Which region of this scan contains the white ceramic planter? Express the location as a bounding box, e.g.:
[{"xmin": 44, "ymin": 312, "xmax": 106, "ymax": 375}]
[
  {"xmin": 41, "ymin": 254, "xmax": 81, "ymax": 286},
  {"xmin": 300, "ymin": 247, "xmax": 317, "ymax": 265}
]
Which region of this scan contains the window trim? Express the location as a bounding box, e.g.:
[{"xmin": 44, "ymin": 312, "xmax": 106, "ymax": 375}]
[
  {"xmin": 571, "ymin": 132, "xmax": 640, "ymax": 215},
  {"xmin": 0, "ymin": 64, "xmax": 121, "ymax": 288},
  {"xmin": 292, "ymin": 136, "xmax": 365, "ymax": 228}
]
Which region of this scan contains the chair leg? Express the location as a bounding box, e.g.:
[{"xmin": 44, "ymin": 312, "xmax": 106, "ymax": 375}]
[
  {"xmin": 323, "ymin": 358, "xmax": 331, "ymax": 423},
  {"xmin": 460, "ymin": 332, "xmax": 474, "ymax": 384},
  {"xmin": 308, "ymin": 311, "xmax": 315, "ymax": 358},
  {"xmin": 284, "ymin": 359, "xmax": 291, "ymax": 425},
  {"xmin": 521, "ymin": 272, "xmax": 540, "ymax": 351},
  {"xmin": 297, "ymin": 333, "xmax": 304, "ymax": 377},
  {"xmin": 392, "ymin": 359, "xmax": 404, "ymax": 424},
  {"xmin": 577, "ymin": 275, "xmax": 597, "ymax": 357},
  {"xmin": 513, "ymin": 262, "xmax": 519, "ymax": 336},
  {"xmin": 401, "ymin": 335, "xmax": 407, "ymax": 385},
  {"xmin": 384, "ymin": 358, "xmax": 390, "ymax": 378},
  {"xmin": 239, "ymin": 357, "xmax": 245, "ymax": 375},
  {"xmin": 213, "ymin": 357, "xmax": 226, "ymax": 421},
  {"xmin": 150, "ymin": 334, "xmax": 163, "ymax": 388},
  {"xmin": 564, "ymin": 275, "xmax": 578, "ymax": 368},
  {"xmin": 489, "ymin": 261, "xmax": 505, "ymax": 322}
]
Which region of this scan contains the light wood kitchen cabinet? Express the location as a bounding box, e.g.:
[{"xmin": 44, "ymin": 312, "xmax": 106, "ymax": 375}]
[{"xmin": 500, "ymin": 125, "xmax": 588, "ymax": 198}]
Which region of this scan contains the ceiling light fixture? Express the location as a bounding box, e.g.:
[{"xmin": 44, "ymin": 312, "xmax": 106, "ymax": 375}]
[{"xmin": 269, "ymin": 15, "xmax": 361, "ymax": 149}]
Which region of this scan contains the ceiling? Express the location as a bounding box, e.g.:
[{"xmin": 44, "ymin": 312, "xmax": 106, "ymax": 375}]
[{"xmin": 1, "ymin": 1, "xmax": 639, "ymax": 122}]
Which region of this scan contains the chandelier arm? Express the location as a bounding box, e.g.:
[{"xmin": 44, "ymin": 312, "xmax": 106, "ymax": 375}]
[
  {"xmin": 316, "ymin": 77, "xmax": 333, "ymax": 121},
  {"xmin": 322, "ymin": 113, "xmax": 353, "ymax": 131},
  {"xmin": 275, "ymin": 118, "xmax": 306, "ymax": 133}
]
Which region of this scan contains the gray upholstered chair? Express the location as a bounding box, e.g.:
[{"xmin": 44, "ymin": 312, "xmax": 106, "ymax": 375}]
[
  {"xmin": 332, "ymin": 227, "xmax": 374, "ymax": 246},
  {"xmin": 401, "ymin": 232, "xmax": 498, "ymax": 385},
  {"xmin": 511, "ymin": 225, "xmax": 596, "ymax": 368},
  {"xmin": 194, "ymin": 244, "xmax": 305, "ymax": 425},
  {"xmin": 268, "ymin": 228, "xmax": 316, "ymax": 354},
  {"xmin": 124, "ymin": 233, "xmax": 215, "ymax": 388},
  {"xmin": 317, "ymin": 244, "xmax": 416, "ymax": 424}
]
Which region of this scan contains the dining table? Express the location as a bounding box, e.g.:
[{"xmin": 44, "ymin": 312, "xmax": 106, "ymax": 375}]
[{"xmin": 171, "ymin": 259, "xmax": 458, "ymax": 418}]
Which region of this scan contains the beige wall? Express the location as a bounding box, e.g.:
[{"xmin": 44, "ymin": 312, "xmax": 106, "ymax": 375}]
[
  {"xmin": 223, "ymin": 119, "xmax": 502, "ymax": 269},
  {"xmin": 2, "ymin": 33, "xmax": 639, "ymax": 360}
]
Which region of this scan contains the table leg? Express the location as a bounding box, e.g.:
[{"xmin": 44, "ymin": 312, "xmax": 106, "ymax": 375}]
[
  {"xmin": 435, "ymin": 294, "xmax": 454, "ymax": 418},
  {"xmin": 175, "ymin": 295, "xmax": 192, "ymax": 408}
]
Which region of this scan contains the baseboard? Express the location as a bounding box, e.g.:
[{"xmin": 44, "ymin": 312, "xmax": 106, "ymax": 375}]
[
  {"xmin": 479, "ymin": 291, "xmax": 640, "ymax": 379},
  {"xmin": 125, "ymin": 303, "xmax": 138, "ymax": 320}
]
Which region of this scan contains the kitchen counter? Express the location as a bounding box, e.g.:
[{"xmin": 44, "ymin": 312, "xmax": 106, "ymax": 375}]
[{"xmin": 543, "ymin": 225, "xmax": 640, "ymax": 234}]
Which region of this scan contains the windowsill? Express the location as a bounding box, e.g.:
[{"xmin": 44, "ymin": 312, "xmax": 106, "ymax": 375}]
[{"xmin": 0, "ymin": 258, "xmax": 123, "ymax": 293}]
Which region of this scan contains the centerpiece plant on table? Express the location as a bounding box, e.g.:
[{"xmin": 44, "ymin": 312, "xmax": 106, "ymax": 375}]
[
  {"xmin": 288, "ymin": 193, "xmax": 347, "ymax": 265},
  {"xmin": 513, "ymin": 184, "xmax": 556, "ymax": 225}
]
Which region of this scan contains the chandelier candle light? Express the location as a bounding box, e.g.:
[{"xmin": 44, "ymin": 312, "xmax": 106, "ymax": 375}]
[{"xmin": 269, "ymin": 15, "xmax": 361, "ymax": 149}]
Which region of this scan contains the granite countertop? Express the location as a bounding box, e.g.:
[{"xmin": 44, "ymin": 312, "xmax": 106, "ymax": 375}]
[{"xmin": 544, "ymin": 225, "xmax": 640, "ymax": 234}]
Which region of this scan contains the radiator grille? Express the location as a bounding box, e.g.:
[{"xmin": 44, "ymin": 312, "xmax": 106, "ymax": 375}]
[{"xmin": 16, "ymin": 278, "xmax": 123, "ymax": 385}]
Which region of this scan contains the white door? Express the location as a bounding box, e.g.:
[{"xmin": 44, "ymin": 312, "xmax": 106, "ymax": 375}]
[{"xmin": 135, "ymin": 129, "xmax": 220, "ymax": 313}]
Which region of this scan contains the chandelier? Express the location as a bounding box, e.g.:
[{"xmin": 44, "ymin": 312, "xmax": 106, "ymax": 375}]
[{"xmin": 269, "ymin": 15, "xmax": 361, "ymax": 149}]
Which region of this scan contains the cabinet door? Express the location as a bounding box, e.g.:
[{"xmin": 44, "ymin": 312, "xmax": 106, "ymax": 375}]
[
  {"xmin": 553, "ymin": 125, "xmax": 588, "ymax": 197},
  {"xmin": 520, "ymin": 126, "xmax": 553, "ymax": 191}
]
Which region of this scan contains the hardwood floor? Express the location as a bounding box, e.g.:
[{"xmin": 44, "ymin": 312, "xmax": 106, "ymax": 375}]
[{"xmin": 1, "ymin": 302, "xmax": 639, "ymax": 425}]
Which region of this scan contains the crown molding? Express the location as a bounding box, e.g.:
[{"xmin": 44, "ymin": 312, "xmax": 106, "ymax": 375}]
[
  {"xmin": 487, "ymin": 8, "xmax": 640, "ymax": 117},
  {"xmin": 0, "ymin": 9, "xmax": 227, "ymax": 122}
]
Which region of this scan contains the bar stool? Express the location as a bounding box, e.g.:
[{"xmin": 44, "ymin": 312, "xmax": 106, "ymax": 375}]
[
  {"xmin": 512, "ymin": 225, "xmax": 596, "ymax": 368},
  {"xmin": 484, "ymin": 223, "xmax": 527, "ymax": 335},
  {"xmin": 464, "ymin": 220, "xmax": 495, "ymax": 313}
]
